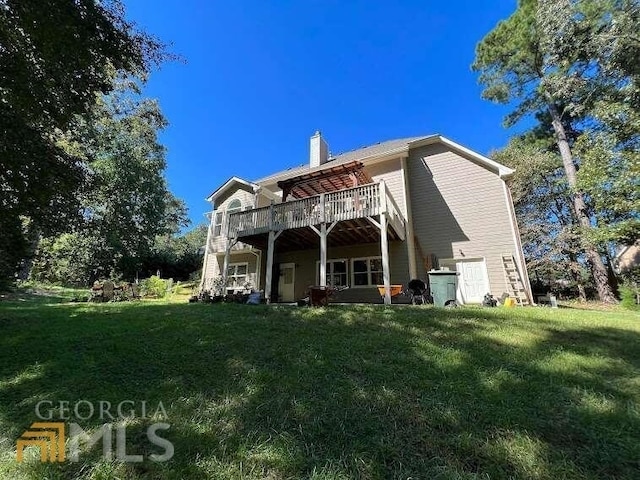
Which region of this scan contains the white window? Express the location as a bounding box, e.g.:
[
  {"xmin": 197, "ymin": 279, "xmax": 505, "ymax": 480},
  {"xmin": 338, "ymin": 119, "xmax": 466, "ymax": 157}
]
[
  {"xmin": 227, "ymin": 199, "xmax": 242, "ymax": 214},
  {"xmin": 227, "ymin": 263, "xmax": 249, "ymax": 290},
  {"xmin": 213, "ymin": 211, "xmax": 224, "ymax": 236},
  {"xmin": 213, "ymin": 198, "xmax": 244, "ymax": 237},
  {"xmin": 351, "ymin": 257, "xmax": 383, "ymax": 286},
  {"xmin": 316, "ymin": 259, "xmax": 349, "ymax": 287}
]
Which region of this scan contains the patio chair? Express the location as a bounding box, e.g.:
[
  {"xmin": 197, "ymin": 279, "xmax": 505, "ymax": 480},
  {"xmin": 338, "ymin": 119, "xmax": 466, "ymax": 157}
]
[{"xmin": 405, "ymin": 279, "xmax": 428, "ymax": 305}]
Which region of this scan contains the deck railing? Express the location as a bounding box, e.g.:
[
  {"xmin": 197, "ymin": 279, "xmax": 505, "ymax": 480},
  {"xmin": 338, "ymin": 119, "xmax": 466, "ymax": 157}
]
[{"xmin": 227, "ymin": 181, "xmax": 405, "ymax": 239}]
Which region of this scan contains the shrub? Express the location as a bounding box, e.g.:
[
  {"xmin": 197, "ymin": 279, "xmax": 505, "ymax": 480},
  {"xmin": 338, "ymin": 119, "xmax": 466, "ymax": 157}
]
[
  {"xmin": 140, "ymin": 275, "xmax": 168, "ymax": 298},
  {"xmin": 620, "ymin": 282, "xmax": 639, "ymax": 311}
]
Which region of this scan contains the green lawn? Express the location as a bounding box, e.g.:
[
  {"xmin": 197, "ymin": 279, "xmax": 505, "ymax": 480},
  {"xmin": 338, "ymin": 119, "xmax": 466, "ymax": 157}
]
[{"xmin": 0, "ymin": 294, "xmax": 638, "ymax": 479}]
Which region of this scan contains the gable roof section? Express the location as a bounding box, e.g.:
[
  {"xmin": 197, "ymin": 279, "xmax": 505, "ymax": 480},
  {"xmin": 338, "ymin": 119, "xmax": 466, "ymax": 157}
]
[
  {"xmin": 253, "ymin": 135, "xmax": 514, "ymax": 187},
  {"xmin": 205, "ymin": 176, "xmax": 258, "ymax": 202},
  {"xmin": 410, "ymin": 136, "xmax": 515, "ymax": 178}
]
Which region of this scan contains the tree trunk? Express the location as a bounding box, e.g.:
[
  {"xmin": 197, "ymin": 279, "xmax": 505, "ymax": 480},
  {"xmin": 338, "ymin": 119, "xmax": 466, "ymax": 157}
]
[
  {"xmin": 547, "ymin": 101, "xmax": 618, "ymax": 303},
  {"xmin": 568, "ymin": 253, "xmax": 587, "ymax": 302}
]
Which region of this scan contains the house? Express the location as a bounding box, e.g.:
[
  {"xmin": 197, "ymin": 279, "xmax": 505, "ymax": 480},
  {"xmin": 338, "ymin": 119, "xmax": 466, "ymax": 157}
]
[
  {"xmin": 614, "ymin": 240, "xmax": 640, "ymax": 274},
  {"xmin": 200, "ymin": 132, "xmax": 532, "ymax": 305}
]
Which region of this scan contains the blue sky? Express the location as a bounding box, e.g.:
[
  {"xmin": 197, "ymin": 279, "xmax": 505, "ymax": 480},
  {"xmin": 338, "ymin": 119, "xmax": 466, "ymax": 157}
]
[{"xmin": 124, "ymin": 1, "xmax": 518, "ymax": 226}]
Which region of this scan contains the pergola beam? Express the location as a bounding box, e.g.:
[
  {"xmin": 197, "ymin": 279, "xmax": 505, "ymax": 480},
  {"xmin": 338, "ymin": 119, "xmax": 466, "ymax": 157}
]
[{"xmin": 277, "ymin": 161, "xmax": 373, "ymax": 200}]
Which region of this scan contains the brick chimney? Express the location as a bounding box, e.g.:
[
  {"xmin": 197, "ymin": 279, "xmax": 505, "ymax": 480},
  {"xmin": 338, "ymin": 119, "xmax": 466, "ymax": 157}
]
[{"xmin": 309, "ymin": 130, "xmax": 329, "ymax": 168}]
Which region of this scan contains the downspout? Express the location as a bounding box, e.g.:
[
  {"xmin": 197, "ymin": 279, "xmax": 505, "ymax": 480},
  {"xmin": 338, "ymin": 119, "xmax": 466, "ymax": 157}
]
[{"xmin": 249, "ymin": 250, "xmax": 261, "ymax": 292}]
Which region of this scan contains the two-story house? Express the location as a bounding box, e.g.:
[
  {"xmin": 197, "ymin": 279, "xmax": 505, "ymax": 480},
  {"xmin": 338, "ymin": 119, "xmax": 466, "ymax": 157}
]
[{"xmin": 200, "ymin": 132, "xmax": 532, "ymax": 305}]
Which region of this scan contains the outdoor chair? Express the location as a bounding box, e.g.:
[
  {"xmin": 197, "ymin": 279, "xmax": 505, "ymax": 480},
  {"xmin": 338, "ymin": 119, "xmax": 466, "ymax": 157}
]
[{"xmin": 405, "ymin": 278, "xmax": 428, "ymax": 305}]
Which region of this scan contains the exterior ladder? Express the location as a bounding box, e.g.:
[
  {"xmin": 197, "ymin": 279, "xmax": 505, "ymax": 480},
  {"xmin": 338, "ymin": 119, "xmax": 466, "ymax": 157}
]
[{"xmin": 501, "ymin": 253, "xmax": 529, "ymax": 305}]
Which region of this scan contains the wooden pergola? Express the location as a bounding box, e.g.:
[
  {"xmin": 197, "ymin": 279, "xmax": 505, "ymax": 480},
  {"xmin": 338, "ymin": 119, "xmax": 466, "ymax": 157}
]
[{"xmin": 278, "ymin": 161, "xmax": 372, "ymax": 200}]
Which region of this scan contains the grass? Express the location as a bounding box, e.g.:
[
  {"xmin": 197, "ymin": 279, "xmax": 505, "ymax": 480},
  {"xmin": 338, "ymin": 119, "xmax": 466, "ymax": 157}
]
[{"xmin": 0, "ymin": 293, "xmax": 638, "ymax": 479}]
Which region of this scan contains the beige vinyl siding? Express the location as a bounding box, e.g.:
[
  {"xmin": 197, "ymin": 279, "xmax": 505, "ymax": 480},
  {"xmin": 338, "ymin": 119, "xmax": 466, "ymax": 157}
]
[
  {"xmin": 407, "ymin": 143, "xmax": 518, "ymax": 297},
  {"xmin": 202, "ymin": 253, "xmax": 220, "ymax": 291},
  {"xmin": 214, "ymin": 187, "xmax": 254, "ymax": 211},
  {"xmin": 255, "ymin": 193, "xmax": 272, "ymax": 208},
  {"xmin": 366, "ymin": 158, "xmax": 406, "ymax": 218}
]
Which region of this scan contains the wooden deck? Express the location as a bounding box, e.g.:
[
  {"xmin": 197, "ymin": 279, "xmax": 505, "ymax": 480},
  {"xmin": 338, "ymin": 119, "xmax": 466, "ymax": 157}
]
[{"xmin": 226, "ymin": 182, "xmax": 405, "ymax": 243}]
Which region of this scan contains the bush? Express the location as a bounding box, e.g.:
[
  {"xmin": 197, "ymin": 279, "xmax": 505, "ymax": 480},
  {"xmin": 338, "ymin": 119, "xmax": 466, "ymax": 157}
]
[
  {"xmin": 620, "ymin": 282, "xmax": 639, "ymax": 310},
  {"xmin": 140, "ymin": 275, "xmax": 169, "ymax": 298}
]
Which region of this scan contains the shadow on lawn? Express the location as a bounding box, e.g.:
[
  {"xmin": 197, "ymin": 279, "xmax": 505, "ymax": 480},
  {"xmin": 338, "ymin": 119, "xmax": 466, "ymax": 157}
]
[{"xmin": 0, "ymin": 302, "xmax": 639, "ymax": 479}]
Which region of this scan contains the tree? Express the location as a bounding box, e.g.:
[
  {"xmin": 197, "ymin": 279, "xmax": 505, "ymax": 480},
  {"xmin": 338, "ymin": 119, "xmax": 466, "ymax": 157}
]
[
  {"xmin": 0, "ymin": 1, "xmax": 166, "ymax": 287},
  {"xmin": 472, "ymin": 0, "xmax": 639, "ymax": 303},
  {"xmin": 141, "ymin": 224, "xmax": 208, "ymax": 281},
  {"xmin": 494, "ymin": 139, "xmax": 590, "ymax": 300},
  {"xmin": 537, "ymin": 0, "xmax": 640, "ymax": 247},
  {"xmin": 30, "ymin": 89, "xmax": 187, "ymax": 285}
]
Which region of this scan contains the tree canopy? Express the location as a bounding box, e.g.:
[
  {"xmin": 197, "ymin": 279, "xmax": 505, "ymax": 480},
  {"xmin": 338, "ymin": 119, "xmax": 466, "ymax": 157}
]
[
  {"xmin": 0, "ymin": 1, "xmax": 169, "ymax": 287},
  {"xmin": 30, "ymin": 89, "xmax": 190, "ymax": 285},
  {"xmin": 473, "ymin": 0, "xmax": 639, "ymax": 303}
]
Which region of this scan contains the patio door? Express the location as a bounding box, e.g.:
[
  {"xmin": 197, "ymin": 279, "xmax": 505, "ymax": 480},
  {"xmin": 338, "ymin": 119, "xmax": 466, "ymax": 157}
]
[{"xmin": 278, "ymin": 263, "xmax": 296, "ymax": 302}]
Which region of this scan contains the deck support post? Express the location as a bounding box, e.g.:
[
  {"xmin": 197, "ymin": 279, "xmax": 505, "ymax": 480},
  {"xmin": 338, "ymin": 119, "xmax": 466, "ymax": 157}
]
[
  {"xmin": 378, "ymin": 180, "xmax": 392, "ymax": 305},
  {"xmin": 264, "ymin": 230, "xmax": 282, "ymax": 303},
  {"xmin": 310, "ymin": 221, "xmax": 337, "ymax": 288},
  {"xmin": 319, "ymin": 223, "xmax": 327, "ymax": 287},
  {"xmin": 380, "ymin": 213, "xmax": 391, "ymax": 305}
]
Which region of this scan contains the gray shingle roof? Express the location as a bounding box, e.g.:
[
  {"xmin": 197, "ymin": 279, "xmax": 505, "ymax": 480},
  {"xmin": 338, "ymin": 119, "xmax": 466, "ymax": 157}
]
[{"xmin": 254, "ymin": 136, "xmax": 431, "ymax": 185}]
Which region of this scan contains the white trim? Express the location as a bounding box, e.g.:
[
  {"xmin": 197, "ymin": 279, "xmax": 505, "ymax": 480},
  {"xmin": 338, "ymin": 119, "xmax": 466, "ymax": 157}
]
[
  {"xmin": 212, "ymin": 210, "xmax": 224, "ymax": 237},
  {"xmin": 226, "ymin": 262, "xmax": 250, "ymax": 291},
  {"xmin": 408, "ymin": 135, "xmax": 514, "ymax": 178},
  {"xmin": 350, "ymin": 256, "xmax": 383, "ymax": 288},
  {"xmin": 206, "ymin": 176, "xmax": 259, "ymax": 202}
]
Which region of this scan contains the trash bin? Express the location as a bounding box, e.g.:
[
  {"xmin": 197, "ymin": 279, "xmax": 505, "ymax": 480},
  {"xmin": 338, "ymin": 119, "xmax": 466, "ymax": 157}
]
[{"xmin": 428, "ymin": 270, "xmax": 459, "ymax": 307}]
